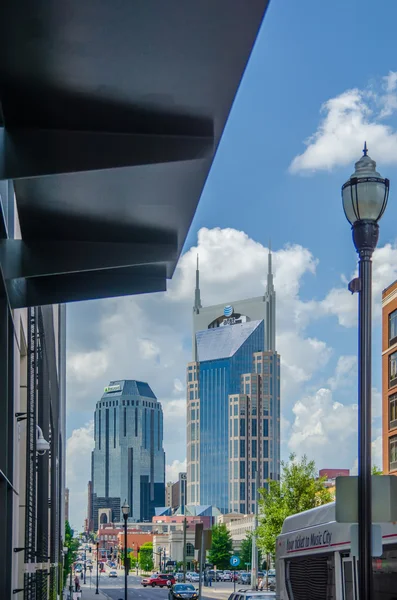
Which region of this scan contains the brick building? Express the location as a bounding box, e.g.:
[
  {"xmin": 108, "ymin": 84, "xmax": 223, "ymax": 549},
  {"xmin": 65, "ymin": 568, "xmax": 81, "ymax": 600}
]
[{"xmin": 382, "ymin": 281, "xmax": 397, "ymax": 474}]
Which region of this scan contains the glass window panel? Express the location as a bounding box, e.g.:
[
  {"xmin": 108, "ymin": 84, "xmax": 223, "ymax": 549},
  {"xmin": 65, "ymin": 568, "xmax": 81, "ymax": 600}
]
[
  {"xmin": 263, "ymin": 419, "xmax": 269, "ymax": 437},
  {"xmin": 234, "ymin": 418, "xmax": 238, "ymax": 437},
  {"xmin": 234, "ymin": 461, "xmax": 238, "ymax": 479},
  {"xmin": 234, "ymin": 439, "xmax": 238, "ymax": 458},
  {"xmin": 252, "ymin": 419, "xmax": 257, "ymax": 437},
  {"xmin": 240, "ymin": 461, "xmax": 245, "ymax": 479},
  {"xmin": 240, "ymin": 418, "xmax": 246, "ymax": 437},
  {"xmin": 234, "ymin": 404, "xmax": 238, "ymax": 416},
  {"xmin": 263, "ymin": 440, "xmax": 269, "ymax": 458},
  {"xmin": 390, "ymin": 310, "xmax": 397, "ymax": 344},
  {"xmin": 240, "ymin": 440, "xmax": 245, "ymax": 458},
  {"xmin": 390, "ymin": 436, "xmax": 397, "ymax": 470},
  {"xmin": 390, "ymin": 394, "xmax": 397, "ymax": 429},
  {"xmin": 239, "ymin": 482, "xmax": 245, "ymax": 501},
  {"xmin": 252, "ymin": 439, "xmax": 257, "ymax": 458}
]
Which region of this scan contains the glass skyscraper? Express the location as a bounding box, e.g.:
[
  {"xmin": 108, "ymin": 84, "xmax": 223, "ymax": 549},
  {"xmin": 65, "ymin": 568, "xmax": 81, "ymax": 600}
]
[
  {"xmin": 187, "ymin": 251, "xmax": 280, "ymax": 513},
  {"xmin": 91, "ymin": 380, "xmax": 165, "ymax": 529}
]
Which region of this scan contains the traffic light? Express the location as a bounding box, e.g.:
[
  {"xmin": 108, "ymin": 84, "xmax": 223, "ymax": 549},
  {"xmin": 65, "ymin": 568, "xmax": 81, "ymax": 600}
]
[{"xmin": 89, "ymin": 547, "xmax": 92, "ymax": 553}]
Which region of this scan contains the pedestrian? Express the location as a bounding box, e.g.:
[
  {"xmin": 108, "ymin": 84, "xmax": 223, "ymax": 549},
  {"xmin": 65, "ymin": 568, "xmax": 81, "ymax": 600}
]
[
  {"xmin": 74, "ymin": 575, "xmax": 80, "ymax": 592},
  {"xmin": 208, "ymin": 575, "xmax": 212, "ymax": 587}
]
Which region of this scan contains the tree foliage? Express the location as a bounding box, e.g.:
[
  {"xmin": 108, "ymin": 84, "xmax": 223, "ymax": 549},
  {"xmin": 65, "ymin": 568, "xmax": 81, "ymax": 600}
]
[
  {"xmin": 63, "ymin": 521, "xmax": 79, "ymax": 586},
  {"xmin": 238, "ymin": 533, "xmax": 263, "ymax": 568},
  {"xmin": 372, "ymin": 465, "xmax": 382, "ymax": 475},
  {"xmin": 139, "ymin": 542, "xmax": 154, "ymax": 571},
  {"xmin": 207, "ymin": 523, "xmax": 233, "ymax": 569},
  {"xmin": 257, "ymin": 453, "xmax": 333, "ymax": 559}
]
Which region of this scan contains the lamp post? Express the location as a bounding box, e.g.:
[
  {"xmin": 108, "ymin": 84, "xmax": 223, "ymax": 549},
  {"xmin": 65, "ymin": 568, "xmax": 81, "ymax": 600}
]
[
  {"xmin": 122, "ymin": 500, "xmax": 130, "ymax": 600},
  {"xmin": 95, "ymin": 541, "xmax": 99, "ymax": 595},
  {"xmin": 342, "ymin": 142, "xmax": 390, "ymax": 600}
]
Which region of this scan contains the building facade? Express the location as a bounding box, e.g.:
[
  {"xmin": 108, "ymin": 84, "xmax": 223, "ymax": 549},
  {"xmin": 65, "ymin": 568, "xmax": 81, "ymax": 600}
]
[
  {"xmin": 91, "ymin": 380, "xmax": 165, "ymax": 528},
  {"xmin": 382, "ymin": 281, "xmax": 397, "ymax": 474},
  {"xmin": 187, "ymin": 251, "xmax": 280, "ymax": 513}
]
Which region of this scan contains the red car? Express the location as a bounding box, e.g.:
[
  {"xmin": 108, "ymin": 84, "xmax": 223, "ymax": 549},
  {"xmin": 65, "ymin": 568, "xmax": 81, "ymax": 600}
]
[{"xmin": 141, "ymin": 574, "xmax": 176, "ymax": 588}]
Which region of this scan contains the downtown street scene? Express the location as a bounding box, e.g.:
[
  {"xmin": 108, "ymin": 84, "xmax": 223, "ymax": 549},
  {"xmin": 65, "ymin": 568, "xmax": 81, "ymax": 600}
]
[{"xmin": 1, "ymin": 2, "xmax": 397, "ymax": 600}]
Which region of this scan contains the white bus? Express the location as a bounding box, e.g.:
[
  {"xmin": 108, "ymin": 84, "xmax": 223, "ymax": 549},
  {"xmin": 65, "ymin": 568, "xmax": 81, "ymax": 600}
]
[{"xmin": 276, "ymin": 501, "xmax": 397, "ymax": 600}]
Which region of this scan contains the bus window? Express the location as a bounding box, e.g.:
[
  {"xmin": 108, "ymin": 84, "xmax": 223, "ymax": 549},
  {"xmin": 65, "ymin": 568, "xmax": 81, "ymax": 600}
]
[
  {"xmin": 372, "ymin": 544, "xmax": 397, "ymax": 600},
  {"xmin": 341, "ymin": 557, "xmax": 356, "ymax": 600}
]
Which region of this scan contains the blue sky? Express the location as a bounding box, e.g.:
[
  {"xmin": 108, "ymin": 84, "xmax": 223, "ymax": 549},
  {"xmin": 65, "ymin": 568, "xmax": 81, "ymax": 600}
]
[{"xmin": 66, "ymin": 0, "xmax": 397, "ymax": 529}]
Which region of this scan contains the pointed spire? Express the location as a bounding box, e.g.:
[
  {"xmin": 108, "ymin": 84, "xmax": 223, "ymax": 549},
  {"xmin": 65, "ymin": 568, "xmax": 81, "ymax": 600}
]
[
  {"xmin": 265, "ymin": 242, "xmax": 276, "ymax": 352},
  {"xmin": 363, "ymin": 141, "xmax": 368, "ymax": 156},
  {"xmin": 194, "ymin": 253, "xmax": 202, "ymax": 312}
]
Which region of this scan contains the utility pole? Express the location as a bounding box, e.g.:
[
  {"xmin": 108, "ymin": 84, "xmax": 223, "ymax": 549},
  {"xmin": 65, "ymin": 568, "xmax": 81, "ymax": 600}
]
[
  {"xmin": 183, "ymin": 518, "xmax": 187, "ymax": 582},
  {"xmin": 198, "ymin": 529, "xmax": 205, "ymax": 600},
  {"xmin": 251, "ymin": 470, "xmax": 259, "ymax": 590}
]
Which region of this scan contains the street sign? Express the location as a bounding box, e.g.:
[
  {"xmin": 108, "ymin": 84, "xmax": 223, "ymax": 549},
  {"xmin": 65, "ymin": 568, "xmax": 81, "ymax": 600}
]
[{"xmin": 230, "ymin": 556, "xmax": 240, "ymax": 567}]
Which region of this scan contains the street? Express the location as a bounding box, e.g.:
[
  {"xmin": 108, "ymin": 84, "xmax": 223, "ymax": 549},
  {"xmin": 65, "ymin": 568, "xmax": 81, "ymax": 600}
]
[{"xmin": 79, "ymin": 569, "xmax": 250, "ymax": 600}]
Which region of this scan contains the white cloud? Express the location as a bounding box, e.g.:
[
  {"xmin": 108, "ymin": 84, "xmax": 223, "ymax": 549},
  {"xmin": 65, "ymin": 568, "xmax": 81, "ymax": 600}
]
[
  {"xmin": 68, "ymin": 350, "xmax": 109, "ymax": 383},
  {"xmin": 166, "ymin": 459, "xmax": 187, "ymax": 484},
  {"xmin": 317, "ymin": 241, "xmax": 397, "ymax": 328},
  {"xmin": 289, "ymin": 72, "xmax": 397, "ymax": 173},
  {"xmin": 327, "ymin": 356, "xmax": 357, "ymax": 390},
  {"xmin": 66, "ymin": 422, "xmax": 95, "ymax": 530},
  {"xmin": 289, "ymin": 388, "xmax": 358, "ymax": 468}
]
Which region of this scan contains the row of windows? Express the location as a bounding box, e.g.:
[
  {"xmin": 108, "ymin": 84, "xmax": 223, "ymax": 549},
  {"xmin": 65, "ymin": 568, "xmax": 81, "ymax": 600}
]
[
  {"xmin": 97, "ymin": 399, "xmax": 159, "ymax": 409},
  {"xmin": 229, "ymin": 438, "xmax": 270, "ymax": 459},
  {"xmin": 189, "ymin": 390, "xmax": 199, "ymax": 400},
  {"xmin": 229, "ymin": 417, "xmax": 270, "ymax": 439},
  {"xmin": 390, "ymin": 393, "xmax": 397, "ymax": 430},
  {"xmin": 229, "ymin": 403, "xmax": 270, "ymax": 417}
]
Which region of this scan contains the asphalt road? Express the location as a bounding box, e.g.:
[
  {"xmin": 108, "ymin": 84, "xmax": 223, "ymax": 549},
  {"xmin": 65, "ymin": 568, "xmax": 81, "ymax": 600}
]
[{"xmin": 93, "ymin": 571, "xmax": 249, "ymax": 600}]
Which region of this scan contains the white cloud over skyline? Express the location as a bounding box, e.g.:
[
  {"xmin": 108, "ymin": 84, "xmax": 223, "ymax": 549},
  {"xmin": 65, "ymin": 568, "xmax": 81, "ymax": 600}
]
[
  {"xmin": 289, "ymin": 71, "xmax": 397, "ymax": 173},
  {"xmin": 66, "ymin": 227, "xmax": 391, "ymax": 528}
]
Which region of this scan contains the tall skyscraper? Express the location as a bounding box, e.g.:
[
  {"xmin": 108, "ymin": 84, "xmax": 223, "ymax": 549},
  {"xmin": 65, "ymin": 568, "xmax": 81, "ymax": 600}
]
[
  {"xmin": 91, "ymin": 380, "xmax": 165, "ymax": 529},
  {"xmin": 187, "ymin": 251, "xmax": 280, "ymax": 513}
]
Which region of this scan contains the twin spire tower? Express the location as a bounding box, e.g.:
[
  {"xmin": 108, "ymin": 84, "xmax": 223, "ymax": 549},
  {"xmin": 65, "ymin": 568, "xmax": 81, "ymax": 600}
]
[{"xmin": 193, "ymin": 245, "xmax": 276, "ymax": 351}]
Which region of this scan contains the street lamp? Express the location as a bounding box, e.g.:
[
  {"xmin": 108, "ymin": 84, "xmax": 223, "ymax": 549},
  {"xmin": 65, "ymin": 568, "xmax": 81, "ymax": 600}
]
[
  {"xmin": 122, "ymin": 500, "xmax": 130, "ymax": 600},
  {"xmin": 95, "ymin": 541, "xmax": 99, "ymax": 595},
  {"xmin": 342, "ymin": 142, "xmax": 390, "ymax": 600}
]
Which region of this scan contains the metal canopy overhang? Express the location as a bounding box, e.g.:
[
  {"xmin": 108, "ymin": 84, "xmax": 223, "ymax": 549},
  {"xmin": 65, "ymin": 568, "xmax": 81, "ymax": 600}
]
[{"xmin": 0, "ymin": 0, "xmax": 269, "ymax": 308}]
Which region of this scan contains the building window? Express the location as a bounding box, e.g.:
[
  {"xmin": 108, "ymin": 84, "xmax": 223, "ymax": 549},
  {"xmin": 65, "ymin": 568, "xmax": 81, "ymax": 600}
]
[
  {"xmin": 263, "ymin": 461, "xmax": 269, "ymax": 480},
  {"xmin": 263, "ymin": 419, "xmax": 269, "ymax": 437},
  {"xmin": 390, "ymin": 436, "xmax": 397, "ymax": 471},
  {"xmin": 390, "ymin": 351, "xmax": 397, "ymax": 388},
  {"xmin": 390, "ymin": 394, "xmax": 397, "ymax": 430},
  {"xmin": 239, "ymin": 482, "xmax": 245, "ymax": 501},
  {"xmin": 234, "ymin": 439, "xmax": 238, "ymax": 458},
  {"xmin": 252, "ymin": 461, "xmax": 257, "ymax": 478},
  {"xmin": 188, "ymin": 372, "xmax": 193, "ymax": 382},
  {"xmin": 240, "ymin": 440, "xmax": 245, "ymax": 458},
  {"xmin": 234, "ymin": 418, "xmax": 238, "ymax": 437},
  {"xmin": 252, "ymin": 439, "xmax": 257, "ymax": 458},
  {"xmin": 191, "ymin": 423, "xmax": 196, "ymax": 441},
  {"xmin": 252, "ymin": 419, "xmax": 257, "ymax": 437},
  {"xmin": 240, "ymin": 461, "xmax": 245, "ymax": 479},
  {"xmin": 234, "ymin": 403, "xmax": 238, "ymax": 416},
  {"xmin": 240, "ymin": 418, "xmax": 246, "ymax": 437},
  {"xmin": 189, "ymin": 391, "xmax": 194, "ymax": 400},
  {"xmin": 234, "ymin": 461, "xmax": 238, "ymax": 479},
  {"xmin": 124, "ymin": 407, "xmax": 127, "ymax": 436},
  {"xmin": 263, "ymin": 439, "xmax": 269, "ymax": 458},
  {"xmin": 390, "ymin": 310, "xmax": 397, "ymax": 346}
]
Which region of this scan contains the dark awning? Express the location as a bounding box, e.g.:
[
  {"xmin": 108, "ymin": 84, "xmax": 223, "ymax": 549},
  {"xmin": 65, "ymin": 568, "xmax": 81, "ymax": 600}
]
[{"xmin": 0, "ymin": 0, "xmax": 269, "ymax": 308}]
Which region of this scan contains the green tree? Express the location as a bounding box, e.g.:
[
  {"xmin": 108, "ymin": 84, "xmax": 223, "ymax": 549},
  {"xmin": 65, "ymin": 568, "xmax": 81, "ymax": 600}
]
[
  {"xmin": 139, "ymin": 542, "xmax": 154, "ymax": 572},
  {"xmin": 238, "ymin": 533, "xmax": 263, "ymax": 568},
  {"xmin": 372, "ymin": 465, "xmax": 383, "ymax": 475},
  {"xmin": 257, "ymin": 453, "xmax": 333, "ymax": 559},
  {"xmin": 63, "ymin": 521, "xmax": 79, "ymax": 586},
  {"xmin": 207, "ymin": 523, "xmax": 233, "ymax": 569}
]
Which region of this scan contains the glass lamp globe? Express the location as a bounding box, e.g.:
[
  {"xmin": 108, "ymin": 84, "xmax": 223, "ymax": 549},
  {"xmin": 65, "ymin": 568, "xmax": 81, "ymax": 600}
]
[
  {"xmin": 342, "ymin": 143, "xmax": 389, "ymax": 225},
  {"xmin": 121, "ymin": 501, "xmax": 130, "ymax": 516}
]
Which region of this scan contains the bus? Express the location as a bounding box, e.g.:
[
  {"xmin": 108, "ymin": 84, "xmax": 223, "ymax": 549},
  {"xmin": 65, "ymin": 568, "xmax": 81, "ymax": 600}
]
[{"xmin": 276, "ymin": 501, "xmax": 397, "ymax": 599}]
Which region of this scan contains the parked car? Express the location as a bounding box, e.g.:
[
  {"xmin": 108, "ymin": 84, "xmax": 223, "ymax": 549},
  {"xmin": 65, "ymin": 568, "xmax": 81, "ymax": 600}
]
[
  {"xmin": 109, "ymin": 570, "xmax": 118, "ymax": 578},
  {"xmin": 238, "ymin": 572, "xmax": 251, "ymax": 585},
  {"xmin": 227, "ymin": 590, "xmax": 276, "ymax": 600},
  {"xmin": 189, "ymin": 573, "xmax": 200, "ymax": 583},
  {"xmin": 141, "ymin": 574, "xmax": 176, "ymax": 588},
  {"xmin": 175, "ymin": 572, "xmax": 184, "ymax": 582},
  {"xmin": 215, "ymin": 570, "xmax": 223, "ymax": 581},
  {"xmin": 168, "ymin": 583, "xmax": 198, "ymax": 600},
  {"xmin": 221, "ymin": 571, "xmax": 232, "ymax": 582}
]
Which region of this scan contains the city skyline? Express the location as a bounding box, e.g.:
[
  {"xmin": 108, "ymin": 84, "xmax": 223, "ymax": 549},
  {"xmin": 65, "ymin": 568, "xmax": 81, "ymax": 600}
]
[{"xmin": 65, "ymin": 0, "xmax": 397, "ymax": 529}]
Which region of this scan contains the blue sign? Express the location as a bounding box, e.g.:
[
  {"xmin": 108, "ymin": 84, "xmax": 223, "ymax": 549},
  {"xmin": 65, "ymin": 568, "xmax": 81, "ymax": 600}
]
[
  {"xmin": 230, "ymin": 555, "xmax": 241, "ymax": 567},
  {"xmin": 224, "ymin": 305, "xmax": 233, "ymax": 317}
]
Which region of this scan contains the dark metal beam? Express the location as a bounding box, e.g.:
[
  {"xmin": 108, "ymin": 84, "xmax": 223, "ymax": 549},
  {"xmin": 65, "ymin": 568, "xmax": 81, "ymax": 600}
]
[
  {"xmin": 0, "ymin": 127, "xmax": 214, "ymax": 180},
  {"xmin": 0, "ymin": 239, "xmax": 177, "ymax": 280},
  {"xmin": 7, "ymin": 265, "xmax": 167, "ymax": 308}
]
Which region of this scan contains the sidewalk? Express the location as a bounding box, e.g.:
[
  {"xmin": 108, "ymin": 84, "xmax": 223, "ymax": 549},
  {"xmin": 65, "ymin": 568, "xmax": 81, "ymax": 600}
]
[{"xmin": 63, "ymin": 584, "xmax": 109, "ymax": 600}]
